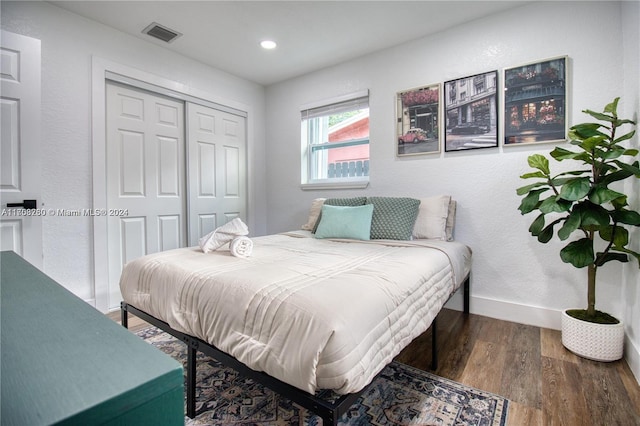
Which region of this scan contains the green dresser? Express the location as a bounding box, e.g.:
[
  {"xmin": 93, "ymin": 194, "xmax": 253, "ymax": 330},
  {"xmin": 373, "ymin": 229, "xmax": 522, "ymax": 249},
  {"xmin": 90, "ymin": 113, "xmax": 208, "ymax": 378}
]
[{"xmin": 0, "ymin": 251, "xmax": 184, "ymax": 425}]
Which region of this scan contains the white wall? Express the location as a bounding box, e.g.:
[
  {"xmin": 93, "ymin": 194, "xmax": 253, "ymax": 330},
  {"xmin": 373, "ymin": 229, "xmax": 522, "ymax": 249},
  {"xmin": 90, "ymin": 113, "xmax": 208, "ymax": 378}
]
[
  {"xmin": 621, "ymin": 0, "xmax": 640, "ymax": 383},
  {"xmin": 264, "ymin": 1, "xmax": 639, "ymax": 378},
  {"xmin": 0, "ymin": 1, "xmax": 267, "ymax": 301}
]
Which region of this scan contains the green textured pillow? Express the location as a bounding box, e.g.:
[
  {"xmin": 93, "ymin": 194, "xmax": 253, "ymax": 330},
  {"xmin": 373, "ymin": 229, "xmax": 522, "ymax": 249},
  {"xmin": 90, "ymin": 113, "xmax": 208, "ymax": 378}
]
[
  {"xmin": 366, "ymin": 197, "xmax": 421, "ymax": 240},
  {"xmin": 324, "ymin": 196, "xmax": 367, "ymax": 207},
  {"xmin": 314, "ymin": 204, "xmax": 374, "ymax": 240},
  {"xmin": 312, "ymin": 197, "xmax": 367, "ymax": 233}
]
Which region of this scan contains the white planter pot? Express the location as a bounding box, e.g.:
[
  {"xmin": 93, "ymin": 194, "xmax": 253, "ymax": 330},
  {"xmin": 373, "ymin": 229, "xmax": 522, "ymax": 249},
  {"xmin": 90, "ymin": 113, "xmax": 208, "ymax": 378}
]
[{"xmin": 561, "ymin": 310, "xmax": 624, "ymax": 362}]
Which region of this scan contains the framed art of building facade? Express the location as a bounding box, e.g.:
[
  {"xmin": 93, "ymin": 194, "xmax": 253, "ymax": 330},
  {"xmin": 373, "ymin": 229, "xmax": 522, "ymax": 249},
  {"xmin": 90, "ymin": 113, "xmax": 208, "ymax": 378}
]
[
  {"xmin": 444, "ymin": 71, "xmax": 498, "ymax": 152},
  {"xmin": 503, "ymin": 56, "xmax": 568, "ymax": 146}
]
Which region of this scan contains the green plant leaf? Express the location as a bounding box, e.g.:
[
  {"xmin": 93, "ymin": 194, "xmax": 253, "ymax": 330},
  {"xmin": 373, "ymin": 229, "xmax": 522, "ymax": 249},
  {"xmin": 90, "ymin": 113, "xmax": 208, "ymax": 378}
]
[
  {"xmin": 596, "ymin": 161, "xmax": 617, "ymax": 175},
  {"xmin": 569, "ymin": 123, "xmax": 606, "ymax": 140},
  {"xmin": 559, "ymin": 177, "xmax": 591, "ymax": 201},
  {"xmin": 584, "ymin": 110, "xmax": 615, "ymax": 123},
  {"xmin": 516, "ymin": 182, "xmax": 549, "ymax": 196},
  {"xmin": 603, "ymin": 98, "xmax": 619, "ymax": 114},
  {"xmin": 550, "ymin": 175, "xmax": 585, "ymax": 188},
  {"xmin": 553, "ymin": 150, "xmax": 593, "ymax": 164},
  {"xmin": 575, "ymin": 201, "xmax": 611, "ymax": 227},
  {"xmin": 612, "ymin": 196, "xmax": 630, "ymax": 210},
  {"xmin": 601, "ymin": 169, "xmax": 634, "ymax": 186},
  {"xmin": 518, "ymin": 188, "xmax": 547, "ymax": 214},
  {"xmin": 581, "ymin": 135, "xmax": 608, "ymax": 152},
  {"xmin": 595, "ymin": 252, "xmax": 628, "ymax": 267},
  {"xmin": 528, "ymin": 213, "xmax": 546, "ymax": 236},
  {"xmin": 613, "ymin": 226, "xmax": 630, "ymax": 247},
  {"xmin": 528, "ymin": 154, "xmax": 550, "ymax": 174},
  {"xmin": 615, "ymin": 118, "xmax": 637, "ymax": 126},
  {"xmin": 612, "ymin": 247, "xmax": 640, "ymax": 267},
  {"xmin": 520, "ymin": 171, "xmax": 547, "ymax": 179},
  {"xmin": 551, "ymin": 147, "xmax": 582, "ymax": 161},
  {"xmin": 613, "ymin": 209, "xmax": 640, "ymax": 226},
  {"xmin": 539, "ymin": 196, "xmax": 571, "ymax": 214},
  {"xmin": 558, "ymin": 211, "xmax": 581, "ymax": 240},
  {"xmin": 613, "ymin": 160, "xmax": 640, "ymax": 177},
  {"xmin": 589, "ymin": 187, "xmax": 625, "ymax": 205},
  {"xmin": 614, "ymin": 130, "xmax": 636, "ymax": 144},
  {"xmin": 622, "ymin": 148, "xmax": 639, "ymax": 156},
  {"xmin": 599, "ymin": 225, "xmax": 629, "ymax": 247},
  {"xmin": 554, "ymin": 170, "xmax": 591, "ymax": 177},
  {"xmin": 560, "ymin": 238, "xmax": 594, "ymax": 268},
  {"xmin": 538, "ymin": 221, "xmax": 557, "ymax": 243},
  {"xmin": 600, "ymin": 147, "xmax": 625, "ymax": 160}
]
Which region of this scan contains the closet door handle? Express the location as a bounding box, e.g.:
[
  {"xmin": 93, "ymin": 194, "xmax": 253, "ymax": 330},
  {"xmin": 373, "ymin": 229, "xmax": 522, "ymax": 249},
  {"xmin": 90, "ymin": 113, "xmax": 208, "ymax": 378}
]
[{"xmin": 6, "ymin": 200, "xmax": 37, "ymax": 210}]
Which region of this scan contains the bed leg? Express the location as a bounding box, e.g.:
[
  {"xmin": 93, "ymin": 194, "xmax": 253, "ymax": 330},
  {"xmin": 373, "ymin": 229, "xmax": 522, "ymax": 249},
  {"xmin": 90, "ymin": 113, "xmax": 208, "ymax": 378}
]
[
  {"xmin": 431, "ymin": 316, "xmax": 438, "ymax": 371},
  {"xmin": 463, "ymin": 277, "xmax": 470, "ymax": 315},
  {"xmin": 186, "ymin": 340, "xmax": 198, "ymax": 419},
  {"xmin": 120, "ymin": 302, "xmax": 128, "ymax": 329},
  {"xmin": 322, "ymin": 413, "xmax": 338, "ymax": 426}
]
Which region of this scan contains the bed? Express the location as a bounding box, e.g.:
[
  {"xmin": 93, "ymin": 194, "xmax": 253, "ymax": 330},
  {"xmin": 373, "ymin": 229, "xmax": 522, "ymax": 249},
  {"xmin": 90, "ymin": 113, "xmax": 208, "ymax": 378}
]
[{"xmin": 119, "ymin": 195, "xmax": 472, "ymax": 424}]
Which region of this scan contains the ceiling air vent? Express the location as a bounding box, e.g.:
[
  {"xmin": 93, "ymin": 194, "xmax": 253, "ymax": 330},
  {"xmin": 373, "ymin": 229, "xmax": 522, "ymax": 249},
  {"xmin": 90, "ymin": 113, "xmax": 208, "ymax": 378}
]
[{"xmin": 142, "ymin": 22, "xmax": 182, "ymax": 43}]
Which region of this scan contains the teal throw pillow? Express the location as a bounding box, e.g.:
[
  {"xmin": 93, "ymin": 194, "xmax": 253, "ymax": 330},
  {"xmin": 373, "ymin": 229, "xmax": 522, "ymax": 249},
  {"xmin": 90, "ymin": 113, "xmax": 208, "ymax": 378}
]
[
  {"xmin": 314, "ymin": 204, "xmax": 374, "ymax": 240},
  {"xmin": 312, "ymin": 196, "xmax": 367, "ymax": 233},
  {"xmin": 366, "ymin": 197, "xmax": 421, "ymax": 240}
]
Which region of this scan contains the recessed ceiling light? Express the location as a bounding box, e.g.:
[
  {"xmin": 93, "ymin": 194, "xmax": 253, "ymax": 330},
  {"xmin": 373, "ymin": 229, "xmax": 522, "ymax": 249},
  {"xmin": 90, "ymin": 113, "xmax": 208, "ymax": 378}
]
[{"xmin": 260, "ymin": 40, "xmax": 277, "ymax": 50}]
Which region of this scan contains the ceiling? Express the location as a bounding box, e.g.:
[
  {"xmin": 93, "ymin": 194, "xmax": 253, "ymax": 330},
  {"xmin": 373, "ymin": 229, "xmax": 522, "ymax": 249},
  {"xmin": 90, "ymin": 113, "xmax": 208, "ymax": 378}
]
[{"xmin": 51, "ymin": 1, "xmax": 530, "ymax": 86}]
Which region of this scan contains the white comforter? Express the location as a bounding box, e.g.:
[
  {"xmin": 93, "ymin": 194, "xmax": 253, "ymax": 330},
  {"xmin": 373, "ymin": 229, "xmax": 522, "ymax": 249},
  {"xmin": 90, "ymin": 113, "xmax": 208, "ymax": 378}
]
[{"xmin": 119, "ymin": 231, "xmax": 471, "ymax": 395}]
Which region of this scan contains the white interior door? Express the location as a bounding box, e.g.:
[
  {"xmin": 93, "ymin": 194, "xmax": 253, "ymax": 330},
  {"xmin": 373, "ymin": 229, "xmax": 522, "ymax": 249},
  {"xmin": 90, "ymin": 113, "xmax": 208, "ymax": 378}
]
[
  {"xmin": 0, "ymin": 30, "xmax": 42, "ymax": 268},
  {"xmin": 187, "ymin": 103, "xmax": 247, "ymax": 245},
  {"xmin": 106, "ymin": 81, "xmax": 186, "ymax": 309}
]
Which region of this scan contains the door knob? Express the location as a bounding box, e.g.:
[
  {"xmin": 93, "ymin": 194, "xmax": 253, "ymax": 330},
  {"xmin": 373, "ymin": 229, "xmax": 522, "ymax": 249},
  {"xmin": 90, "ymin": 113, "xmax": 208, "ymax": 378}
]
[{"xmin": 7, "ymin": 200, "xmax": 37, "ymax": 209}]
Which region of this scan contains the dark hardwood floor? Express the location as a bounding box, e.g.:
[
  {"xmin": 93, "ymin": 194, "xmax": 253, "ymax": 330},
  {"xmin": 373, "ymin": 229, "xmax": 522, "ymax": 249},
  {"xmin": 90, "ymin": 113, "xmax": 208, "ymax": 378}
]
[
  {"xmin": 110, "ymin": 308, "xmax": 640, "ymax": 425},
  {"xmin": 395, "ymin": 309, "xmax": 640, "ymax": 426}
]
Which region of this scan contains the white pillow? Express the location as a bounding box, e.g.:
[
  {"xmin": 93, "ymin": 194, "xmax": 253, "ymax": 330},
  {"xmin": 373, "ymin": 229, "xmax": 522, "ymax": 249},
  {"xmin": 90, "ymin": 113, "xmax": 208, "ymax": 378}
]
[
  {"xmin": 412, "ymin": 195, "xmax": 451, "ymax": 240},
  {"xmin": 445, "ymin": 200, "xmax": 457, "ymax": 241},
  {"xmin": 301, "ymin": 198, "xmax": 326, "ymax": 231}
]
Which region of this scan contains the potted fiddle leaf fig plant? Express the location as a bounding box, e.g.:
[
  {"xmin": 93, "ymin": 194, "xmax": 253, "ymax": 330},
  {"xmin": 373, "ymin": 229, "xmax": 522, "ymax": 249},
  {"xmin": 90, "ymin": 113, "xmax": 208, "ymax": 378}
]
[{"xmin": 517, "ymin": 97, "xmax": 640, "ymax": 361}]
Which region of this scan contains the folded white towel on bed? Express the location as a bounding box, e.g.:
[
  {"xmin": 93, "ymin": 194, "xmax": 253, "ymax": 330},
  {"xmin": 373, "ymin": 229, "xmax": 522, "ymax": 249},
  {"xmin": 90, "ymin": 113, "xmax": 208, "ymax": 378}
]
[
  {"xmin": 229, "ymin": 235, "xmax": 253, "ymax": 258},
  {"xmin": 199, "ymin": 218, "xmax": 249, "ymax": 253}
]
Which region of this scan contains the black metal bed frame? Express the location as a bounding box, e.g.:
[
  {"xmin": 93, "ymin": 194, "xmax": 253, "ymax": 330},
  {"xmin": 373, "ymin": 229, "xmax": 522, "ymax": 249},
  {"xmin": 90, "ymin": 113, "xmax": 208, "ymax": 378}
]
[{"xmin": 121, "ymin": 275, "xmax": 470, "ymax": 425}]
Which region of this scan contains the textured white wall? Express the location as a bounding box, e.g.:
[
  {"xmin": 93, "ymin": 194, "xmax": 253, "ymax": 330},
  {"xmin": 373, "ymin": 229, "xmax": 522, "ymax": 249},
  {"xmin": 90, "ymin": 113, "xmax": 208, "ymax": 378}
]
[
  {"xmin": 265, "ymin": 1, "xmax": 637, "ymax": 341},
  {"xmin": 0, "ymin": 1, "xmax": 267, "ymax": 301},
  {"xmin": 621, "ymin": 0, "xmax": 640, "ymax": 382}
]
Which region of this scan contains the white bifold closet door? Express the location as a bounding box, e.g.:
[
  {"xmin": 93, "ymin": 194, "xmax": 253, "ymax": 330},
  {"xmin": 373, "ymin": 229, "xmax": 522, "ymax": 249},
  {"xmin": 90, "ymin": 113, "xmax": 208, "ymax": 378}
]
[
  {"xmin": 186, "ymin": 103, "xmax": 247, "ymax": 246},
  {"xmin": 106, "ymin": 82, "xmax": 186, "ymax": 308},
  {"xmin": 105, "ymin": 81, "xmax": 247, "ymax": 309}
]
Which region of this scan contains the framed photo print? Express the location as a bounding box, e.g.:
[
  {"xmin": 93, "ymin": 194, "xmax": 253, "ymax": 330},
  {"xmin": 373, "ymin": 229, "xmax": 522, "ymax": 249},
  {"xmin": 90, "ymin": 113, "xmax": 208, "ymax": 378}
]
[
  {"xmin": 396, "ymin": 83, "xmax": 440, "ymax": 157},
  {"xmin": 503, "ymin": 56, "xmax": 568, "ymax": 146},
  {"xmin": 444, "ymin": 70, "xmax": 498, "ymax": 152}
]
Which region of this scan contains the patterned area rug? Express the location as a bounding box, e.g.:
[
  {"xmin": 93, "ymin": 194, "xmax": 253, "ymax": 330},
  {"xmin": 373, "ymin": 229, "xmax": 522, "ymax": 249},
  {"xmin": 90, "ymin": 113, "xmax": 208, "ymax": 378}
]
[{"xmin": 137, "ymin": 326, "xmax": 509, "ymax": 426}]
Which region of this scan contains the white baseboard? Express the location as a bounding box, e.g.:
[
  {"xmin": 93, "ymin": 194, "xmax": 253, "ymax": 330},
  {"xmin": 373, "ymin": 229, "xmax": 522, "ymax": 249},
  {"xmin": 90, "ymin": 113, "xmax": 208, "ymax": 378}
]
[
  {"xmin": 444, "ymin": 292, "xmax": 562, "ymax": 329},
  {"xmin": 467, "ymin": 295, "xmax": 563, "ymax": 330},
  {"xmin": 448, "ymin": 294, "xmax": 640, "ymax": 385},
  {"xmin": 625, "ymin": 335, "xmax": 640, "ymax": 385}
]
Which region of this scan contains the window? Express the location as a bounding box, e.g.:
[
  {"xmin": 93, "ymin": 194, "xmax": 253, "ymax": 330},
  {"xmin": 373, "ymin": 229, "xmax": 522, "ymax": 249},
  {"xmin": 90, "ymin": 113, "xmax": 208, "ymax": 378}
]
[{"xmin": 301, "ymin": 91, "xmax": 369, "ymax": 189}]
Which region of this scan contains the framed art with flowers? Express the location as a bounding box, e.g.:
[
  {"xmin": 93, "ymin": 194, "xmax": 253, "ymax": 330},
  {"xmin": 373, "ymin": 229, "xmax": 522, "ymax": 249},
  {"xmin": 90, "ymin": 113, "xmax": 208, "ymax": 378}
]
[
  {"xmin": 396, "ymin": 83, "xmax": 440, "ymax": 157},
  {"xmin": 503, "ymin": 56, "xmax": 568, "ymax": 146}
]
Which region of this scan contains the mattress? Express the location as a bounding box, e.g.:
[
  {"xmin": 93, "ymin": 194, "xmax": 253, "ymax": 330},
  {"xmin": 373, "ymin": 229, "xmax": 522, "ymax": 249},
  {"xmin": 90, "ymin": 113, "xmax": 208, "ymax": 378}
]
[{"xmin": 119, "ymin": 230, "xmax": 471, "ymax": 395}]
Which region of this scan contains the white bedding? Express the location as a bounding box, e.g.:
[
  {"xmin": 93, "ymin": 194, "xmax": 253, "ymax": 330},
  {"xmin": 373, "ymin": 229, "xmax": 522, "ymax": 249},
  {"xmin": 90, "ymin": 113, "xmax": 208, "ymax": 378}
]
[{"xmin": 119, "ymin": 230, "xmax": 471, "ymax": 395}]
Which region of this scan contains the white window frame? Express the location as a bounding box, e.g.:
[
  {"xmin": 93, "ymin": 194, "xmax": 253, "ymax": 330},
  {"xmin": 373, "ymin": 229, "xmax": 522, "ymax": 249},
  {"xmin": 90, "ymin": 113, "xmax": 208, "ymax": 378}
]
[{"xmin": 300, "ymin": 90, "xmax": 370, "ymax": 190}]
